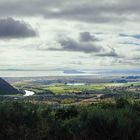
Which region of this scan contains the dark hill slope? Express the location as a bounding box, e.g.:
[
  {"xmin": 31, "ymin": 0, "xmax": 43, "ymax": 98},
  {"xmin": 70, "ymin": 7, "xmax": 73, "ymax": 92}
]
[{"xmin": 0, "ymin": 78, "xmax": 19, "ymax": 95}]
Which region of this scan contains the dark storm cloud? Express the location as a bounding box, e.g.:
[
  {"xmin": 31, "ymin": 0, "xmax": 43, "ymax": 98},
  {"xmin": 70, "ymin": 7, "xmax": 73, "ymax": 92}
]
[
  {"xmin": 48, "ymin": 38, "xmax": 103, "ymax": 53},
  {"xmin": 0, "ymin": 18, "xmax": 36, "ymax": 38},
  {"xmin": 79, "ymin": 32, "xmax": 99, "ymax": 42},
  {"xmin": 96, "ymin": 48, "xmax": 119, "ymax": 57},
  {"xmin": 0, "ymin": 0, "xmax": 140, "ymax": 23}
]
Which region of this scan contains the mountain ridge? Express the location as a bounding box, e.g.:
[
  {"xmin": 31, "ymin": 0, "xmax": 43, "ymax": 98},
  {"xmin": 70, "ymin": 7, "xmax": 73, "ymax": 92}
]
[{"xmin": 0, "ymin": 78, "xmax": 19, "ymax": 95}]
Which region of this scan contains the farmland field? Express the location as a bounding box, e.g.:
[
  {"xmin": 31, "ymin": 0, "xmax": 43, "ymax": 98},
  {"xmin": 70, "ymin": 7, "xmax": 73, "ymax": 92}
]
[
  {"xmin": 5, "ymin": 76, "xmax": 139, "ymax": 105},
  {"xmin": 13, "ymin": 81, "xmax": 140, "ymax": 95}
]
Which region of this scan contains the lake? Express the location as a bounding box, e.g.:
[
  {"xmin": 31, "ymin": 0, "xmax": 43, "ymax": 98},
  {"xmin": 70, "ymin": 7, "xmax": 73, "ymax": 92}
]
[{"xmin": 66, "ymin": 83, "xmax": 85, "ymax": 86}]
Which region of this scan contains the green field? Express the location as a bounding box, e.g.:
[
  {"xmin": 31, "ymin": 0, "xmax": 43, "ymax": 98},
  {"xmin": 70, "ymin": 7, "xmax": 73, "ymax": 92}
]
[
  {"xmin": 47, "ymin": 84, "xmax": 105, "ymax": 94},
  {"xmin": 44, "ymin": 82, "xmax": 140, "ymax": 94},
  {"xmin": 13, "ymin": 81, "xmax": 140, "ymax": 95}
]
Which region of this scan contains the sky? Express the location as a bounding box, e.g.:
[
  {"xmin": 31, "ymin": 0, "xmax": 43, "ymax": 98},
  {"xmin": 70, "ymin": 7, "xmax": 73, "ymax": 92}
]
[{"xmin": 0, "ymin": 0, "xmax": 140, "ymax": 71}]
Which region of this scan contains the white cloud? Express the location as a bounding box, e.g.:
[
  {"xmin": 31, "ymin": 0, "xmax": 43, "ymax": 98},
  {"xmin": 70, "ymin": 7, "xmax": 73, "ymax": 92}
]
[{"xmin": 0, "ymin": 0, "xmax": 139, "ymax": 71}]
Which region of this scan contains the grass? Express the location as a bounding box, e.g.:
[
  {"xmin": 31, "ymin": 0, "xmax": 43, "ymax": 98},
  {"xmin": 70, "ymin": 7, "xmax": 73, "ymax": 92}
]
[
  {"xmin": 47, "ymin": 82, "xmax": 137, "ymax": 94},
  {"xmin": 47, "ymin": 84, "xmax": 107, "ymax": 94}
]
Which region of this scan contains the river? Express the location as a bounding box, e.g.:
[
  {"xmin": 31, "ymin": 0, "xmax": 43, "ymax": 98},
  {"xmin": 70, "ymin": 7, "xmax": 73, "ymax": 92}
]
[{"xmin": 24, "ymin": 90, "xmax": 35, "ymax": 96}]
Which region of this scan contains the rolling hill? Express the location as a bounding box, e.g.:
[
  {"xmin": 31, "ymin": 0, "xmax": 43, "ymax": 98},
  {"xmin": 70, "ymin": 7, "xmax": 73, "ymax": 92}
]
[{"xmin": 0, "ymin": 78, "xmax": 19, "ymax": 95}]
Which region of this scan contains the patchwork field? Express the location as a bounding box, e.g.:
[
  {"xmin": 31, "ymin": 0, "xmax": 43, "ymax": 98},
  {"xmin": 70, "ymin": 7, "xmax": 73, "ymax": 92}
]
[
  {"xmin": 13, "ymin": 81, "xmax": 140, "ymax": 94},
  {"xmin": 0, "ymin": 76, "xmax": 138, "ymax": 104}
]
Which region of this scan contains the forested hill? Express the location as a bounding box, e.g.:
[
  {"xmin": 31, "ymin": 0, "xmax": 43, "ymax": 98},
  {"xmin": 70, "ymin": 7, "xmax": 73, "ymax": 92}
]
[{"xmin": 0, "ymin": 78, "xmax": 19, "ymax": 95}]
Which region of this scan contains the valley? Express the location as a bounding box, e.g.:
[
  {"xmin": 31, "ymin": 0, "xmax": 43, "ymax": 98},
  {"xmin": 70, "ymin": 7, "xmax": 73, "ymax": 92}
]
[{"xmin": 0, "ymin": 76, "xmax": 139, "ymax": 105}]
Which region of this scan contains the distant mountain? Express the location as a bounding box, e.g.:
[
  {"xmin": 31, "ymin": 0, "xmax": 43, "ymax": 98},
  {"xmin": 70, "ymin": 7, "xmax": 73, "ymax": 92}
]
[
  {"xmin": 63, "ymin": 70, "xmax": 85, "ymax": 74},
  {"xmin": 0, "ymin": 78, "xmax": 19, "ymax": 95}
]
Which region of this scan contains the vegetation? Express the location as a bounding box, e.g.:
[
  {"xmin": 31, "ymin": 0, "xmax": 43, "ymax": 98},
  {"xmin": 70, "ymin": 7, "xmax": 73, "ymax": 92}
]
[
  {"xmin": 0, "ymin": 99, "xmax": 140, "ymax": 140},
  {"xmin": 13, "ymin": 81, "xmax": 140, "ymax": 95},
  {"xmin": 47, "ymin": 83, "xmax": 106, "ymax": 94}
]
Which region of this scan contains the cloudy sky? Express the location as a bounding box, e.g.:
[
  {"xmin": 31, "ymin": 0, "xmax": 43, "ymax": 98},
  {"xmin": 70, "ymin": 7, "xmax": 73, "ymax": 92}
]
[{"xmin": 0, "ymin": 0, "xmax": 140, "ymax": 71}]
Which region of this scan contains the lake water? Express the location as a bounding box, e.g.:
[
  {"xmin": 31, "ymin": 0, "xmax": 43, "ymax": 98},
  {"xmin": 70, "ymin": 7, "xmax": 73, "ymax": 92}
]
[
  {"xmin": 66, "ymin": 83, "xmax": 85, "ymax": 86},
  {"xmin": 0, "ymin": 69, "xmax": 139, "ymax": 77},
  {"xmin": 0, "ymin": 70, "xmax": 94, "ymax": 77}
]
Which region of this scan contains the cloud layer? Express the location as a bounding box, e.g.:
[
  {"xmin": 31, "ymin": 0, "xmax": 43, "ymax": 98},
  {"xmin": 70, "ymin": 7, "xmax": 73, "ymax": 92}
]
[
  {"xmin": 0, "ymin": 0, "xmax": 139, "ymax": 71},
  {"xmin": 79, "ymin": 32, "xmax": 99, "ymax": 42},
  {"xmin": 96, "ymin": 48, "xmax": 119, "ymax": 58},
  {"xmin": 0, "ymin": 18, "xmax": 36, "ymax": 38},
  {"xmin": 0, "ymin": 0, "xmax": 140, "ymax": 23},
  {"xmin": 58, "ymin": 38, "xmax": 102, "ymax": 53}
]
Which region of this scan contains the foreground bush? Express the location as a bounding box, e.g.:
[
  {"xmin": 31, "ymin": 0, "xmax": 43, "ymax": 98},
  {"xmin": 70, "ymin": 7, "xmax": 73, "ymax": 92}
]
[{"xmin": 0, "ymin": 99, "xmax": 140, "ymax": 140}]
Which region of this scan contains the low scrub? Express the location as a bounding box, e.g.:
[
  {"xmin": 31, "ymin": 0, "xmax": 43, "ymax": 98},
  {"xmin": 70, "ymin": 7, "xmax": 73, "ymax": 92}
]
[{"xmin": 0, "ymin": 99, "xmax": 140, "ymax": 140}]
